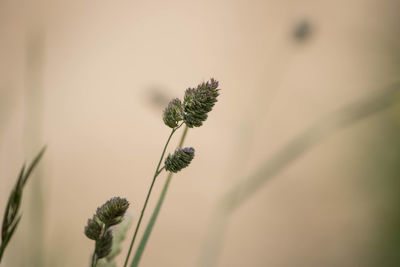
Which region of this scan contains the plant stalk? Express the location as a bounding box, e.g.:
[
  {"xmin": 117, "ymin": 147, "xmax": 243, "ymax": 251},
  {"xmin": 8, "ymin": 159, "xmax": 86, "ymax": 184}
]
[
  {"xmin": 90, "ymin": 251, "xmax": 96, "ymax": 267},
  {"xmin": 91, "ymin": 224, "xmax": 110, "ymax": 267},
  {"xmin": 130, "ymin": 125, "xmax": 189, "ymax": 267},
  {"xmin": 123, "ymin": 123, "xmax": 183, "ymax": 267}
]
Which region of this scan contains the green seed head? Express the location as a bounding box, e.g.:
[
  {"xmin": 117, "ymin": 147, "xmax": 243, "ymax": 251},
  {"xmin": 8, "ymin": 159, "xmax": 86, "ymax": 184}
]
[
  {"xmin": 164, "ymin": 147, "xmax": 195, "ymax": 173},
  {"xmin": 163, "ymin": 98, "xmax": 184, "ymax": 128},
  {"xmin": 84, "ymin": 216, "xmax": 102, "ymax": 240},
  {"xmin": 96, "ymin": 197, "xmax": 129, "ymax": 227},
  {"xmin": 183, "ymin": 78, "xmax": 220, "ymax": 128}
]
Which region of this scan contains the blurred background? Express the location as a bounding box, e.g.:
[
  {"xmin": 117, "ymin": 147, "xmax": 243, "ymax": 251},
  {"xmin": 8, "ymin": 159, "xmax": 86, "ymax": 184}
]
[{"xmin": 1, "ymin": 0, "xmax": 400, "ymax": 266}]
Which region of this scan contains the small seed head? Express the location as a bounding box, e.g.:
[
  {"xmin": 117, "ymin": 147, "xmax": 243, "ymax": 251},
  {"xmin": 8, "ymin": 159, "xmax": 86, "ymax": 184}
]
[
  {"xmin": 84, "ymin": 216, "xmax": 102, "ymax": 240},
  {"xmin": 164, "ymin": 147, "xmax": 195, "ymax": 173},
  {"xmin": 183, "ymin": 78, "xmax": 220, "ymax": 127},
  {"xmin": 96, "ymin": 197, "xmax": 129, "ymax": 227},
  {"xmin": 163, "ymin": 98, "xmax": 184, "ymax": 128}
]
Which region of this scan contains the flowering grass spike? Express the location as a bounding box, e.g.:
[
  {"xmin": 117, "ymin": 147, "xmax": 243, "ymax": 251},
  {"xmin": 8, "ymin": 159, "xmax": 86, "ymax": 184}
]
[
  {"xmin": 85, "ymin": 197, "xmax": 130, "ymax": 267},
  {"xmin": 124, "ymin": 78, "xmax": 220, "ymax": 267},
  {"xmin": 163, "ymin": 98, "xmax": 184, "ymax": 128},
  {"xmin": 96, "ymin": 197, "xmax": 130, "ymax": 227},
  {"xmin": 183, "ymin": 78, "xmax": 220, "ymax": 127},
  {"xmin": 164, "ymin": 147, "xmax": 195, "ymax": 173}
]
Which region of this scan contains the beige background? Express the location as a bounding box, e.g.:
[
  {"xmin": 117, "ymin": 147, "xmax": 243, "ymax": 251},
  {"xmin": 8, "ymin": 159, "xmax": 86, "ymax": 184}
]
[{"xmin": 1, "ymin": 0, "xmax": 400, "ymax": 266}]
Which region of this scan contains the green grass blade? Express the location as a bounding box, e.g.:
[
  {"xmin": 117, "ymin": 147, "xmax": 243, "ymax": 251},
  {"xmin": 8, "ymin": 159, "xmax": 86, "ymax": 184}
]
[
  {"xmin": 2, "ymin": 164, "xmax": 25, "ymax": 240},
  {"xmin": 0, "ymin": 147, "xmax": 46, "ymax": 263},
  {"xmin": 223, "ymin": 82, "xmax": 400, "ymax": 211},
  {"xmin": 0, "ymin": 215, "xmax": 21, "ymax": 263},
  {"xmin": 130, "ymin": 125, "xmax": 188, "ymax": 267},
  {"xmin": 23, "ymin": 146, "xmax": 46, "ymax": 186},
  {"xmin": 2, "ymin": 216, "xmax": 22, "ymax": 249},
  {"xmin": 107, "ymin": 215, "xmax": 133, "ymax": 261},
  {"xmin": 97, "ymin": 215, "xmax": 134, "ymax": 267},
  {"xmin": 130, "ymin": 173, "xmax": 173, "ymax": 267}
]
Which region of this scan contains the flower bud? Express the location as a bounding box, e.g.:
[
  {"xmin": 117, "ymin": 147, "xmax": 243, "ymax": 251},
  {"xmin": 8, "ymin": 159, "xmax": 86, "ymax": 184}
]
[
  {"xmin": 163, "ymin": 98, "xmax": 184, "ymax": 128},
  {"xmin": 164, "ymin": 147, "xmax": 195, "ymax": 173}
]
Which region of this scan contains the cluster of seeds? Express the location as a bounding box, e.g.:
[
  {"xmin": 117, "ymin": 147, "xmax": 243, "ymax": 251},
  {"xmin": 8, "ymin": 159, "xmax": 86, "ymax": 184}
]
[
  {"xmin": 84, "ymin": 79, "xmax": 220, "ymax": 267},
  {"xmin": 163, "ymin": 78, "xmax": 220, "ymax": 129},
  {"xmin": 84, "ymin": 197, "xmax": 129, "ymax": 261},
  {"xmin": 164, "ymin": 147, "xmax": 195, "ymax": 173},
  {"xmin": 161, "ymin": 78, "xmax": 220, "ymax": 173}
]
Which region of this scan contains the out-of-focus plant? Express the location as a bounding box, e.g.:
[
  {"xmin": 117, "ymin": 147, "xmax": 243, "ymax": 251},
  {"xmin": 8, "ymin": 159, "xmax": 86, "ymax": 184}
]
[
  {"xmin": 84, "ymin": 197, "xmax": 130, "ymax": 267},
  {"xmin": 122, "ymin": 79, "xmax": 220, "ymax": 267},
  {"xmin": 97, "ymin": 215, "xmax": 133, "ymax": 267},
  {"xmin": 0, "ymin": 147, "xmax": 46, "ymax": 263},
  {"xmin": 198, "ymin": 82, "xmax": 400, "ymax": 267}
]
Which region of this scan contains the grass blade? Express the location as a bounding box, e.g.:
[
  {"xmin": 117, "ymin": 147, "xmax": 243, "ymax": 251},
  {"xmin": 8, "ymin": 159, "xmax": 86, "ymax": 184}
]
[
  {"xmin": 23, "ymin": 146, "xmax": 47, "ymax": 186},
  {"xmin": 130, "ymin": 173, "xmax": 173, "ymax": 267},
  {"xmin": 130, "ymin": 125, "xmax": 189, "ymax": 267},
  {"xmin": 0, "ymin": 147, "xmax": 46, "ymax": 263}
]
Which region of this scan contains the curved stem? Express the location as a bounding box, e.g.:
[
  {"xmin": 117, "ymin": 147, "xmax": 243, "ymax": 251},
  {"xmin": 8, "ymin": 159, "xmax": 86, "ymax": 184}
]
[
  {"xmin": 123, "ymin": 124, "xmax": 183, "ymax": 267},
  {"xmin": 130, "ymin": 125, "xmax": 189, "ymax": 267}
]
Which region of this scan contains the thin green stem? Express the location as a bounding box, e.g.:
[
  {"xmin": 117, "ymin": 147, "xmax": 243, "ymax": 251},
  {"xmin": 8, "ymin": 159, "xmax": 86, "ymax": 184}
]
[
  {"xmin": 156, "ymin": 166, "xmax": 165, "ymax": 176},
  {"xmin": 91, "ymin": 251, "xmax": 96, "ymax": 267},
  {"xmin": 123, "ymin": 123, "xmax": 183, "ymax": 267},
  {"xmin": 91, "ymin": 224, "xmax": 109, "ymax": 267},
  {"xmin": 130, "ymin": 125, "xmax": 189, "ymax": 267},
  {"xmin": 178, "ymin": 125, "xmax": 189, "ymax": 148}
]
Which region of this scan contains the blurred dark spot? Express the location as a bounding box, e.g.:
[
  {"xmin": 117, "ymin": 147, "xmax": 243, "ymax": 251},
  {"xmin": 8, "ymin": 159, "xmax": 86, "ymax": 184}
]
[
  {"xmin": 292, "ymin": 20, "xmax": 313, "ymax": 44},
  {"xmin": 146, "ymin": 86, "xmax": 171, "ymax": 109}
]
